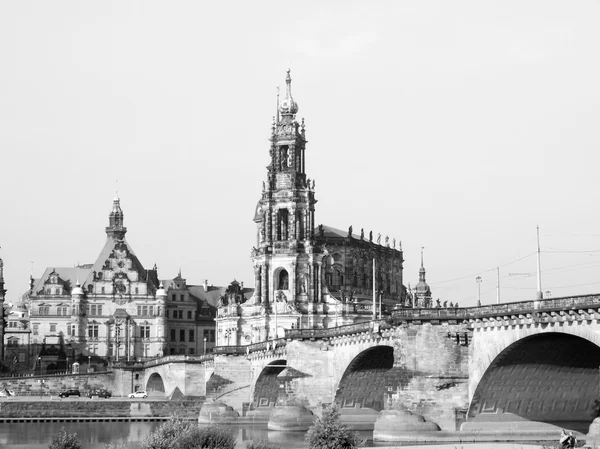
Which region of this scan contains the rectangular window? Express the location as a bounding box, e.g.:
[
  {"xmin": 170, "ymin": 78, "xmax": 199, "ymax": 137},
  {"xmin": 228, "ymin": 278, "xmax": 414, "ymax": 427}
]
[
  {"xmin": 32, "ymin": 324, "xmax": 39, "ymax": 335},
  {"xmin": 180, "ymin": 329, "xmax": 185, "ymax": 342},
  {"xmin": 89, "ymin": 305, "xmax": 102, "ymax": 316},
  {"xmin": 209, "ymin": 330, "xmax": 215, "ymax": 342},
  {"xmin": 187, "ymin": 310, "xmax": 192, "ymax": 319},
  {"xmin": 50, "ymin": 323, "xmax": 57, "ymax": 332},
  {"xmin": 57, "ymin": 306, "xmax": 69, "ymax": 316},
  {"xmin": 165, "ymin": 310, "xmax": 169, "ymax": 318},
  {"xmin": 189, "ymin": 330, "xmax": 195, "ymax": 342},
  {"xmin": 170, "ymin": 329, "xmax": 176, "ymax": 342},
  {"xmin": 67, "ymin": 322, "xmax": 71, "ymax": 335},
  {"xmin": 188, "ymin": 348, "xmax": 195, "ymax": 355},
  {"xmin": 137, "ymin": 305, "xmax": 155, "ymax": 317},
  {"xmin": 101, "ymin": 287, "xmax": 105, "ymax": 294},
  {"xmin": 89, "ymin": 344, "xmax": 98, "ymax": 354},
  {"xmin": 180, "ymin": 294, "xmax": 184, "ymax": 302},
  {"xmin": 170, "ymin": 348, "xmax": 176, "ymax": 355},
  {"xmin": 38, "ymin": 306, "xmax": 50, "ymax": 316},
  {"xmin": 171, "ymin": 294, "xmax": 176, "ymax": 301},
  {"xmin": 140, "ymin": 325, "xmax": 150, "ymax": 340},
  {"xmin": 88, "ymin": 324, "xmax": 99, "ymax": 338}
]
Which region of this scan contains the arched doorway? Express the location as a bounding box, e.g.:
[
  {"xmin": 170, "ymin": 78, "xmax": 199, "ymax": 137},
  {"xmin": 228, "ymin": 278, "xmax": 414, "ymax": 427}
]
[
  {"xmin": 469, "ymin": 333, "xmax": 600, "ymax": 432},
  {"xmin": 335, "ymin": 346, "xmax": 394, "ymax": 411},
  {"xmin": 253, "ymin": 360, "xmax": 287, "ymax": 407},
  {"xmin": 146, "ymin": 372, "xmax": 166, "ymax": 397}
]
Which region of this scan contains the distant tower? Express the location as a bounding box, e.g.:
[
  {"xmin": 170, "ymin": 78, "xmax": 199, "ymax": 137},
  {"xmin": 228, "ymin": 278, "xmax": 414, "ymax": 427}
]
[
  {"xmin": 414, "ymin": 247, "xmax": 432, "ymax": 307},
  {"xmin": 250, "ymin": 69, "xmax": 324, "ymax": 337},
  {"xmin": 106, "ymin": 197, "xmax": 127, "ymax": 239},
  {"xmin": 0, "ymin": 252, "xmax": 6, "ymax": 363}
]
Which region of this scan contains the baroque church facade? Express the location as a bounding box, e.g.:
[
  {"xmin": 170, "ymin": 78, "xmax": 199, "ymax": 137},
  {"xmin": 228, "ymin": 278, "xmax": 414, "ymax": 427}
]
[{"xmin": 215, "ymin": 71, "xmax": 409, "ymax": 346}]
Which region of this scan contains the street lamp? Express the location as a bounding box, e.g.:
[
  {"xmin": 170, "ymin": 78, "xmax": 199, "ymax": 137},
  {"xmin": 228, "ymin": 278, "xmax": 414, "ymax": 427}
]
[
  {"xmin": 476, "ymin": 276, "xmax": 482, "ymax": 307},
  {"xmin": 88, "ymin": 355, "xmax": 91, "ymax": 373},
  {"xmin": 203, "ymin": 337, "xmax": 207, "ymax": 355},
  {"xmin": 37, "ymin": 356, "xmax": 41, "ymax": 375}
]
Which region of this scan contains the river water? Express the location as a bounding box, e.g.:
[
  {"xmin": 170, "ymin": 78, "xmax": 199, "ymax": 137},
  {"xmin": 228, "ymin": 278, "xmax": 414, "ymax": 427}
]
[{"xmin": 0, "ymin": 421, "xmax": 378, "ymax": 448}]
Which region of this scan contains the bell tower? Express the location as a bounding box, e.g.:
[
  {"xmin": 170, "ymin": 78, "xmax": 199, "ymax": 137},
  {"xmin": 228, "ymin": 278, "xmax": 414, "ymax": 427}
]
[
  {"xmin": 106, "ymin": 197, "xmax": 127, "ymax": 240},
  {"xmin": 251, "ymin": 70, "xmax": 324, "ymax": 328}
]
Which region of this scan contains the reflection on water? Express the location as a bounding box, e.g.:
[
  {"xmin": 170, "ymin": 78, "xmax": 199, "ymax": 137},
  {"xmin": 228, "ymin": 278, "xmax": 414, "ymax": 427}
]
[{"xmin": 0, "ymin": 421, "xmax": 375, "ymax": 449}]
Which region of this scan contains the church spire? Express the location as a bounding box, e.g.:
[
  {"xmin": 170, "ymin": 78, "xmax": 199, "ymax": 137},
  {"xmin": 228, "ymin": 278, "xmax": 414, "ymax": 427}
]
[
  {"xmin": 278, "ymin": 69, "xmax": 299, "ymax": 117},
  {"xmin": 419, "ymin": 246, "xmax": 426, "ymax": 282},
  {"xmin": 106, "ymin": 197, "xmax": 127, "ymax": 239}
]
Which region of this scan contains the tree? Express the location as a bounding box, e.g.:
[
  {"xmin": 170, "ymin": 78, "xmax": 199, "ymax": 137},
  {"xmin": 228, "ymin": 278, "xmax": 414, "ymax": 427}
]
[
  {"xmin": 305, "ymin": 403, "xmax": 363, "ymax": 449},
  {"xmin": 48, "ymin": 427, "xmax": 81, "ymax": 449}
]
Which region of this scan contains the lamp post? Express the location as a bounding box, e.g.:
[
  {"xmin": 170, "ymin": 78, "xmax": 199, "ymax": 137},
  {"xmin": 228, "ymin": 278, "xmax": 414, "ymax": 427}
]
[
  {"xmin": 37, "ymin": 356, "xmax": 41, "ymax": 376},
  {"xmin": 203, "ymin": 337, "xmax": 207, "ymax": 355},
  {"xmin": 476, "ymin": 276, "xmax": 482, "ymax": 307},
  {"xmin": 88, "ymin": 355, "xmax": 91, "ymax": 373}
]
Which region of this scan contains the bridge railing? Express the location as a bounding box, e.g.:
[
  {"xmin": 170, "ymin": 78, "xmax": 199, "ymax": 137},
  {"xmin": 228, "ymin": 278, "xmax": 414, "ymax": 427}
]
[
  {"xmin": 285, "ymin": 320, "xmax": 390, "ymax": 340},
  {"xmin": 392, "ymin": 293, "xmax": 600, "ymax": 321},
  {"xmin": 212, "ymin": 338, "xmax": 287, "ymax": 355}
]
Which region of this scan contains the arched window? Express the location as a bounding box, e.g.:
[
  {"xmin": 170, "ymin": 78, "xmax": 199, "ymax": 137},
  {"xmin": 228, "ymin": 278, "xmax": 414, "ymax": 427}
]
[
  {"xmin": 278, "ymin": 270, "xmax": 289, "ymax": 290},
  {"xmin": 277, "ymin": 209, "xmax": 289, "ymax": 240}
]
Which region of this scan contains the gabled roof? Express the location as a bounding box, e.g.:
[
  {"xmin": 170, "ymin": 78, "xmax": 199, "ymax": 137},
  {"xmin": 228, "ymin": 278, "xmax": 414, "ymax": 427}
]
[
  {"xmin": 80, "ymin": 237, "xmax": 146, "ymax": 289},
  {"xmin": 31, "ymin": 267, "xmax": 91, "ymax": 295}
]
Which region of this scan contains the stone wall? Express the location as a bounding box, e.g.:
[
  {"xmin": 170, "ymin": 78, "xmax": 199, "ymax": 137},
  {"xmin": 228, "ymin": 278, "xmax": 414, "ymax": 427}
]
[
  {"xmin": 207, "ymin": 355, "xmax": 253, "ymax": 412},
  {"xmin": 0, "ymin": 400, "xmax": 203, "ymax": 418},
  {"xmin": 0, "ymin": 372, "xmax": 114, "ymax": 397},
  {"xmin": 386, "ymin": 323, "xmax": 470, "ymax": 431}
]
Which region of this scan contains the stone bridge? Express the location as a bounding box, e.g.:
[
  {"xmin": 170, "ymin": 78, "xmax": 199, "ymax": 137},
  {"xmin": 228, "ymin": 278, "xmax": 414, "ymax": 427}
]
[{"xmin": 131, "ymin": 293, "xmax": 600, "ymax": 432}]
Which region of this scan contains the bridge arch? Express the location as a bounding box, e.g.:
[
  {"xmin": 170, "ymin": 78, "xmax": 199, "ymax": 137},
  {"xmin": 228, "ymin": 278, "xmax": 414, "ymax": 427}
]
[
  {"xmin": 253, "ymin": 359, "xmax": 287, "ymax": 407},
  {"xmin": 469, "ymin": 330, "xmax": 600, "ymax": 431},
  {"xmin": 146, "ymin": 372, "xmax": 166, "ymax": 397},
  {"xmin": 334, "ymin": 345, "xmax": 394, "ymax": 411}
]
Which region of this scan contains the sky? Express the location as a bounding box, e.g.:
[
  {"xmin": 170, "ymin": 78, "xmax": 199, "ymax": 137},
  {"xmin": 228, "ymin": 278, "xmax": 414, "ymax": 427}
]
[{"xmin": 1, "ymin": 1, "xmax": 600, "ymax": 307}]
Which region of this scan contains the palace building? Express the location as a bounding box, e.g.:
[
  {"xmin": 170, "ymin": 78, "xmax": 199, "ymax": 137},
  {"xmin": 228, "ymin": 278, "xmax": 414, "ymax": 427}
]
[
  {"xmin": 21, "ymin": 198, "xmax": 218, "ymax": 373},
  {"xmin": 215, "ymin": 71, "xmax": 408, "ymax": 346}
]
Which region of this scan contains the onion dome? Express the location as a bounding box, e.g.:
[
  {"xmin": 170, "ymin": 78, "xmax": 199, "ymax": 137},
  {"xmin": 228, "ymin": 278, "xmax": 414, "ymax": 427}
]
[
  {"xmin": 156, "ymin": 282, "xmax": 167, "ymax": 297},
  {"xmin": 279, "ymin": 69, "xmax": 299, "ymax": 115}
]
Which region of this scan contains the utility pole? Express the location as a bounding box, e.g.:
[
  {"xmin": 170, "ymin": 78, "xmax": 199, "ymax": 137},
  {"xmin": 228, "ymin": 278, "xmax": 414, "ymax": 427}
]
[
  {"xmin": 476, "ymin": 276, "xmax": 482, "ymax": 307},
  {"xmin": 372, "ymin": 258, "xmax": 376, "ymax": 321},
  {"xmin": 536, "ymin": 225, "xmax": 543, "ymax": 300},
  {"xmin": 496, "ymin": 267, "xmax": 500, "ymax": 304}
]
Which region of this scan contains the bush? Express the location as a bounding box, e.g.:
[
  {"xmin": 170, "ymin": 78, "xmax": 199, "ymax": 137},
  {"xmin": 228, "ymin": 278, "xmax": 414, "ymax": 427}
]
[
  {"xmin": 246, "ymin": 441, "xmax": 281, "ymax": 449},
  {"xmin": 140, "ymin": 415, "xmax": 236, "ymax": 449},
  {"xmin": 141, "ymin": 415, "xmax": 190, "ymax": 449},
  {"xmin": 48, "ymin": 427, "xmax": 81, "ymax": 449},
  {"xmin": 177, "ymin": 425, "xmax": 236, "ymax": 449},
  {"xmin": 305, "ymin": 403, "xmax": 363, "ymax": 449}
]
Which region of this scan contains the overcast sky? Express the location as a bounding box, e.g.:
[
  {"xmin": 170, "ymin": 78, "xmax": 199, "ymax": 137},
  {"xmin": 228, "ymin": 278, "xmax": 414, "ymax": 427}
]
[{"xmin": 1, "ymin": 1, "xmax": 599, "ymax": 307}]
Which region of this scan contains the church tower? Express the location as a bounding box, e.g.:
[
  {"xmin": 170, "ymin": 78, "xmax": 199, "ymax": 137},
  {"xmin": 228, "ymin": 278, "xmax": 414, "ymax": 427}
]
[
  {"xmin": 239, "ymin": 70, "xmax": 326, "ymax": 341},
  {"xmin": 414, "ymin": 248, "xmax": 432, "ymax": 307},
  {"xmin": 0, "ymin": 252, "xmax": 6, "ymax": 363}
]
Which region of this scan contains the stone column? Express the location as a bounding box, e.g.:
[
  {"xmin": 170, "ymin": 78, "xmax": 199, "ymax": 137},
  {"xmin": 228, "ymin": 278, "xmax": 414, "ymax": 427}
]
[
  {"xmin": 254, "ymin": 266, "xmax": 262, "ymax": 304},
  {"xmin": 262, "ymin": 263, "xmax": 269, "ymax": 306},
  {"xmin": 290, "ymin": 207, "xmax": 296, "ymax": 241},
  {"xmin": 290, "ymin": 262, "xmax": 296, "ymax": 301}
]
